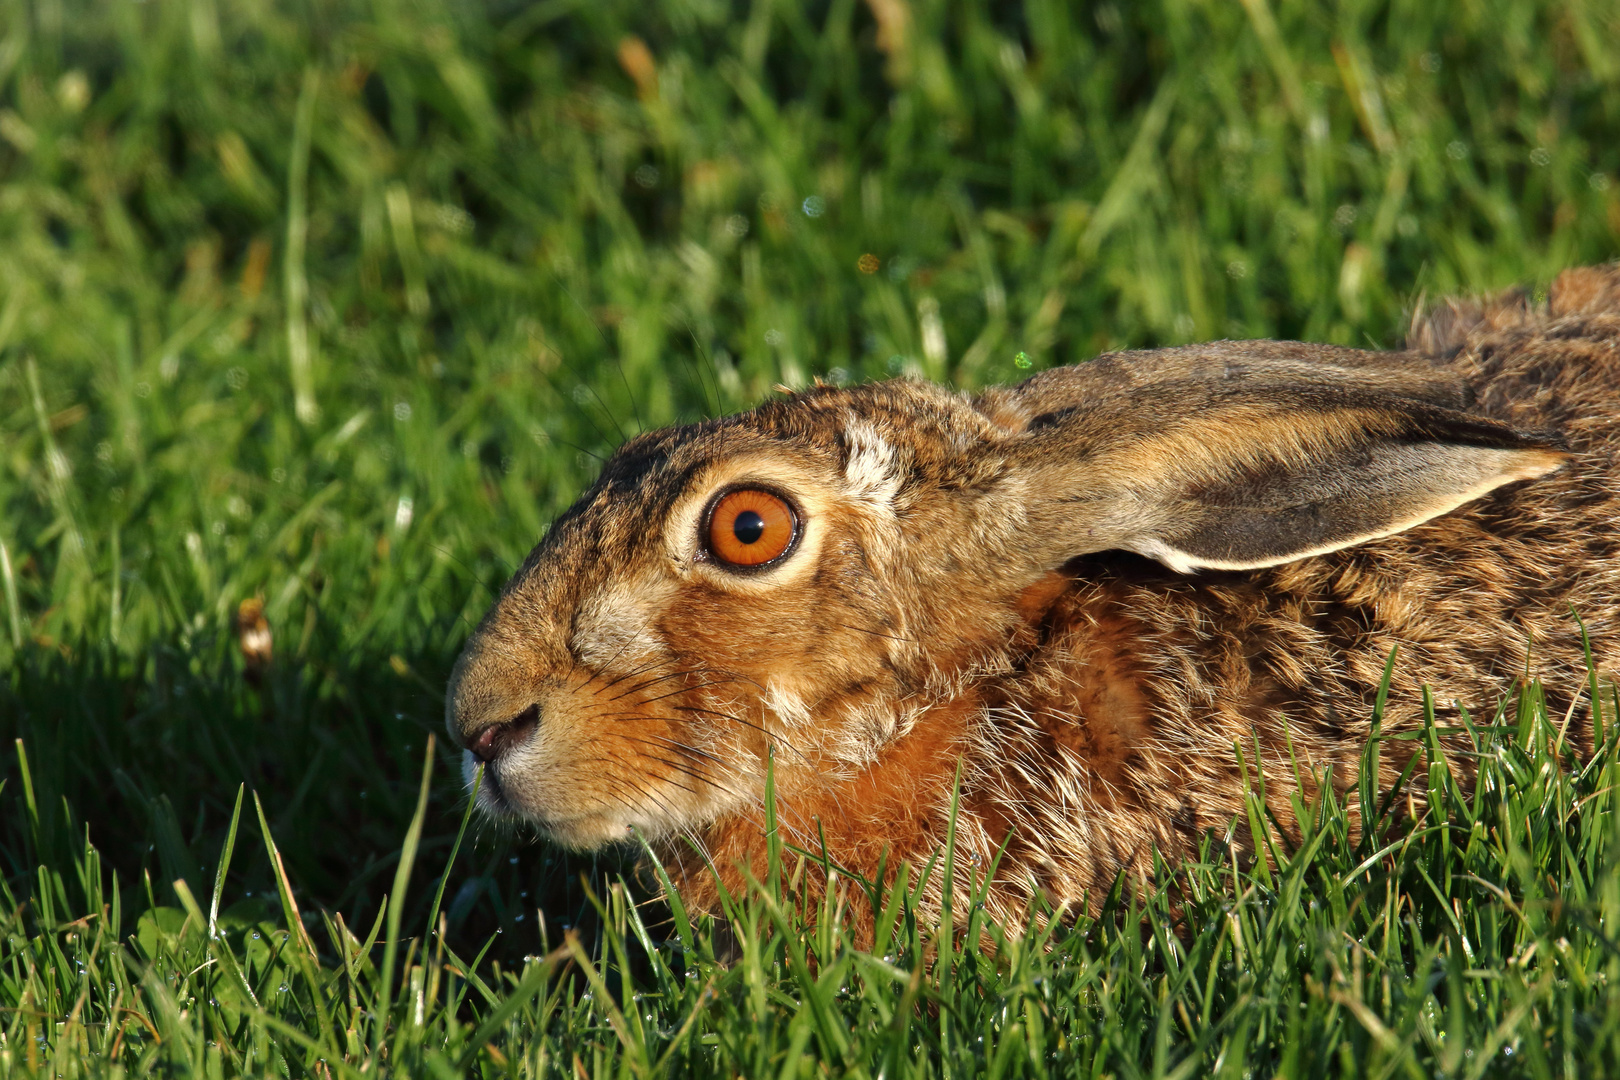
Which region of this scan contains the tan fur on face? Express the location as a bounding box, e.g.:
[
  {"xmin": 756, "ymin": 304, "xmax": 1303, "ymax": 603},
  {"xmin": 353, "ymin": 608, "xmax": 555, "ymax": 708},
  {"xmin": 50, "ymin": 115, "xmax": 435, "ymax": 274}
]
[{"xmin": 448, "ymin": 264, "xmax": 1620, "ymax": 938}]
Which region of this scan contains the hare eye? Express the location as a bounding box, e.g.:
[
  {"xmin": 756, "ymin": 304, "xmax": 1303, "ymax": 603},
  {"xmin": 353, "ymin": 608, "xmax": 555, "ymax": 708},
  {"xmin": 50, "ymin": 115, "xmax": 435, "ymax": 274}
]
[{"xmin": 707, "ymin": 489, "xmax": 797, "ymax": 567}]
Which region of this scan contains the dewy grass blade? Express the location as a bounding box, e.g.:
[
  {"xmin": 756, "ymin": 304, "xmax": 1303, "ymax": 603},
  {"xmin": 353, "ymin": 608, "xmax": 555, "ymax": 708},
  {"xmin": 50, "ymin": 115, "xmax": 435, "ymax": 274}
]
[
  {"xmin": 640, "ymin": 830, "xmax": 697, "ymax": 961},
  {"xmin": 451, "ymin": 945, "xmax": 564, "ymax": 1073},
  {"xmin": 764, "ymin": 747, "xmax": 781, "ymax": 898},
  {"xmin": 252, "ymin": 790, "xmax": 338, "ymax": 1049},
  {"xmin": 1573, "ymin": 606, "xmax": 1605, "ymax": 748},
  {"xmin": 1358, "ymin": 646, "xmax": 1400, "ymax": 854},
  {"xmin": 424, "ymin": 759, "xmax": 480, "ymax": 941},
  {"xmin": 563, "ymin": 928, "xmax": 646, "ymax": 1070},
  {"xmin": 25, "ymin": 357, "xmax": 86, "ymax": 569},
  {"xmin": 108, "ymin": 522, "xmax": 121, "ymax": 646},
  {"xmin": 939, "ymin": 758, "xmax": 965, "ymax": 971},
  {"xmin": 208, "ymin": 784, "xmax": 245, "ymax": 940},
  {"xmin": 13, "ymin": 739, "xmax": 40, "ymax": 854},
  {"xmin": 376, "ymin": 734, "xmax": 436, "ymax": 1052},
  {"xmin": 245, "ymin": 1008, "xmax": 371, "ymax": 1080},
  {"xmin": 252, "ymin": 790, "xmax": 317, "ymax": 960},
  {"xmin": 171, "ymin": 876, "xmax": 206, "ymax": 936}
]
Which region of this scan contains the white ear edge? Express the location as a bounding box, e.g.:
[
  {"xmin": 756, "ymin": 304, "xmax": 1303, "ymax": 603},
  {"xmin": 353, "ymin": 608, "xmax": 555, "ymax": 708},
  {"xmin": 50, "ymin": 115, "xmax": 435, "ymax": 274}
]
[
  {"xmin": 1125, "ymin": 537, "xmax": 1213, "ymax": 575},
  {"xmin": 1128, "ymin": 446, "xmax": 1568, "ymax": 574}
]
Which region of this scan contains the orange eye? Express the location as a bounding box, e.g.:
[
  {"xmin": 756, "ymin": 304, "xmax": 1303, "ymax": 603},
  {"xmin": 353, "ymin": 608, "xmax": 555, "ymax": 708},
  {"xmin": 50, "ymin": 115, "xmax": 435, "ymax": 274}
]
[{"xmin": 707, "ymin": 489, "xmax": 798, "ymax": 567}]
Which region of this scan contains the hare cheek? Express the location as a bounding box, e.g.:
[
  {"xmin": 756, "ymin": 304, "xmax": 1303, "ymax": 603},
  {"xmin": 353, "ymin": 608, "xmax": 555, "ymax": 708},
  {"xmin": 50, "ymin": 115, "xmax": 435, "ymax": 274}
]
[
  {"xmin": 571, "ymin": 579, "xmax": 675, "ymax": 670},
  {"xmin": 763, "ymin": 682, "xmax": 813, "ymax": 728}
]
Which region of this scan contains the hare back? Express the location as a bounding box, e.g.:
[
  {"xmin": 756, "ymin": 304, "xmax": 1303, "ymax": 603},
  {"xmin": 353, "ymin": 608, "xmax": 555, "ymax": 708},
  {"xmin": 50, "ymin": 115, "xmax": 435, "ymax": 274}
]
[
  {"xmin": 939, "ymin": 281, "xmax": 1620, "ymax": 922},
  {"xmin": 947, "ymin": 275, "xmax": 1620, "ymax": 922}
]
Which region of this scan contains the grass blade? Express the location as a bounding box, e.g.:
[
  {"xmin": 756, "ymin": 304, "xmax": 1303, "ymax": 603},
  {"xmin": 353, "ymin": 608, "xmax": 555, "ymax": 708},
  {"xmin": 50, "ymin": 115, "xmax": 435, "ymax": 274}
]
[
  {"xmin": 424, "ymin": 759, "xmax": 480, "ymax": 941},
  {"xmin": 208, "ymin": 783, "xmax": 245, "ymax": 940},
  {"xmin": 375, "ymin": 733, "xmax": 436, "ymax": 1054}
]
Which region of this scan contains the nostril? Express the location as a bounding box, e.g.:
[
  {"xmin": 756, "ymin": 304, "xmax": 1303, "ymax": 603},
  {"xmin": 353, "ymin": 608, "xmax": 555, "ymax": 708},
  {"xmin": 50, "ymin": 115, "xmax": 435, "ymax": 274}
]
[
  {"xmin": 466, "ymin": 703, "xmax": 541, "ymax": 763},
  {"xmin": 469, "ymin": 725, "xmax": 500, "ymax": 763}
]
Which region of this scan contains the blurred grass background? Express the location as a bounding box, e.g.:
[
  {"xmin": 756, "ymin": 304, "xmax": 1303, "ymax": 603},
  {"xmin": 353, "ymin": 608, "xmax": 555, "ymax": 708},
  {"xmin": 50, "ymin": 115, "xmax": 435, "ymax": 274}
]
[{"xmin": 2, "ymin": 0, "xmax": 1619, "ymax": 1072}]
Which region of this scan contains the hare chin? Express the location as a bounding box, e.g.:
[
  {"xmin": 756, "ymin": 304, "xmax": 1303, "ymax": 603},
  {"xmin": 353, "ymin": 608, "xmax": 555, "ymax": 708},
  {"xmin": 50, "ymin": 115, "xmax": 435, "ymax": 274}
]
[
  {"xmin": 465, "ymin": 759, "xmax": 670, "ymax": 848},
  {"xmin": 475, "ymin": 779, "xmax": 626, "ymax": 845},
  {"xmin": 529, "ymin": 808, "xmax": 661, "ymax": 849}
]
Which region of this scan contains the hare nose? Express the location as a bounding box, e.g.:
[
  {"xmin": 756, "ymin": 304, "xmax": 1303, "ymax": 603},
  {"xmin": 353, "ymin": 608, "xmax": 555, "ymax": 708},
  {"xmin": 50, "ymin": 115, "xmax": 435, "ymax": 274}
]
[{"xmin": 466, "ymin": 704, "xmax": 540, "ymax": 763}]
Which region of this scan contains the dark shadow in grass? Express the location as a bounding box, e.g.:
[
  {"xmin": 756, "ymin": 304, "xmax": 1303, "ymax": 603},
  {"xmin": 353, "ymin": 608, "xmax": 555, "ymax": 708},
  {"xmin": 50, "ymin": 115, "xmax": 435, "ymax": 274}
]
[{"xmin": 0, "ymin": 626, "xmax": 639, "ymax": 971}]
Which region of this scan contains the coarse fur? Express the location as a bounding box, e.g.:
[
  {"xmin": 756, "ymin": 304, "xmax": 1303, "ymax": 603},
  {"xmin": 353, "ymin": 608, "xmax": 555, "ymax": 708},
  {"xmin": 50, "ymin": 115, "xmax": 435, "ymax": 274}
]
[{"xmin": 446, "ymin": 264, "xmax": 1620, "ymax": 933}]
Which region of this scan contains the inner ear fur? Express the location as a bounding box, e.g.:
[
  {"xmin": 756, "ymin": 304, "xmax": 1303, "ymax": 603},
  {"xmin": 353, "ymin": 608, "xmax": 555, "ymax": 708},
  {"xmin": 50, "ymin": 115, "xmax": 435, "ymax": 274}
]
[{"xmin": 987, "ymin": 348, "xmax": 1569, "ymax": 574}]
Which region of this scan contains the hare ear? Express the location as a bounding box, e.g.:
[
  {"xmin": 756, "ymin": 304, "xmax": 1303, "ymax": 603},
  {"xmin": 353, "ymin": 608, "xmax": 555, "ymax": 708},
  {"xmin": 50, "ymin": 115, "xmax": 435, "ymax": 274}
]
[{"xmin": 996, "ymin": 355, "xmax": 1568, "ymax": 574}]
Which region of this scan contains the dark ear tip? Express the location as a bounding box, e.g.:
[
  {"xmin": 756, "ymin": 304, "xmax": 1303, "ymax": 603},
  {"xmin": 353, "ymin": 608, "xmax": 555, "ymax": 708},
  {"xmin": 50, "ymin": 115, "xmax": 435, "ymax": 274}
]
[
  {"xmin": 1495, "ymin": 428, "xmax": 1567, "ymax": 452},
  {"xmin": 1419, "ymin": 408, "xmax": 1569, "ymax": 455},
  {"xmin": 1511, "ymin": 429, "xmax": 1571, "ymax": 454}
]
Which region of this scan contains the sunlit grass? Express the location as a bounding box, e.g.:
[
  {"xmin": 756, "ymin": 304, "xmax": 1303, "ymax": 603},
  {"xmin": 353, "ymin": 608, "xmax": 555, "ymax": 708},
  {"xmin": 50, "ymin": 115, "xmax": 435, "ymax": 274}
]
[
  {"xmin": 8, "ymin": 678, "xmax": 1620, "ymax": 1075},
  {"xmin": 2, "ymin": 0, "xmax": 1619, "ymax": 1074}
]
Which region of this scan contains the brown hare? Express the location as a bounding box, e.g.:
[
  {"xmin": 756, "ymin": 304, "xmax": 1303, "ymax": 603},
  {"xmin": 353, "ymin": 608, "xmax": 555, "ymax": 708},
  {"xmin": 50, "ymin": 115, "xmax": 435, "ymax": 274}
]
[{"xmin": 447, "ymin": 264, "xmax": 1620, "ymax": 930}]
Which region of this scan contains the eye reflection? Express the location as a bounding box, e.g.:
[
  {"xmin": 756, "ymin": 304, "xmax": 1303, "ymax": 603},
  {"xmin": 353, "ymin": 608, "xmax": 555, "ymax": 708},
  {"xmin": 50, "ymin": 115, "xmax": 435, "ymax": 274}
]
[{"xmin": 732, "ymin": 510, "xmax": 765, "ymax": 545}]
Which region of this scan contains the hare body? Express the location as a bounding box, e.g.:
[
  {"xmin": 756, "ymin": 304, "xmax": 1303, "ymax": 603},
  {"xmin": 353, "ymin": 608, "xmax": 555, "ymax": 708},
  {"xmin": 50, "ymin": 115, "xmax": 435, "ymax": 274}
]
[{"xmin": 448, "ymin": 266, "xmax": 1620, "ymax": 928}]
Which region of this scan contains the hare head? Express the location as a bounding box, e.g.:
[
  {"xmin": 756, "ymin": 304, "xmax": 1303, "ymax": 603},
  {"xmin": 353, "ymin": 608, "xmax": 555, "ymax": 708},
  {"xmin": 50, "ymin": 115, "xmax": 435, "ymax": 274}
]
[{"xmin": 445, "ymin": 314, "xmax": 1582, "ymax": 920}]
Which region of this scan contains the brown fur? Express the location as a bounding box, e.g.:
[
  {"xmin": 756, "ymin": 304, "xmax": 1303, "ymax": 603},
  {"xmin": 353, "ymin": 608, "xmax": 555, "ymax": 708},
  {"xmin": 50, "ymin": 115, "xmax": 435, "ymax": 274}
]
[{"xmin": 447, "ymin": 264, "xmax": 1620, "ymax": 933}]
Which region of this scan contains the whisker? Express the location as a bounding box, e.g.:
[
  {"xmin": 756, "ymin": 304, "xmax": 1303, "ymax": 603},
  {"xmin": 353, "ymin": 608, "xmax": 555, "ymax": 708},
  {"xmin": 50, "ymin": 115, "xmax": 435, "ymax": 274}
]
[
  {"xmin": 555, "ymin": 767, "xmax": 643, "ymax": 820},
  {"xmin": 638, "ymin": 678, "xmax": 746, "ymax": 706},
  {"xmin": 650, "ymin": 661, "xmax": 771, "ymax": 695},
  {"xmin": 607, "ymin": 666, "xmax": 746, "ymax": 702},
  {"xmin": 592, "ymin": 780, "xmax": 649, "ymax": 825},
  {"xmin": 600, "ymin": 729, "xmax": 750, "ymax": 804},
  {"xmin": 652, "ymin": 756, "xmax": 747, "ymax": 801},
  {"xmin": 670, "ymin": 704, "xmax": 814, "ymax": 764},
  {"xmin": 573, "ymin": 628, "xmax": 655, "ymax": 694},
  {"xmin": 605, "ymin": 668, "xmax": 696, "ymax": 701},
  {"xmin": 618, "ymin": 774, "xmax": 686, "ymax": 831},
  {"xmin": 566, "ymin": 609, "xmax": 669, "ymax": 695},
  {"xmin": 607, "ymin": 738, "xmax": 712, "ymax": 793},
  {"xmin": 595, "ymin": 657, "xmax": 670, "ymax": 695},
  {"xmin": 600, "ymin": 724, "xmax": 734, "ymax": 768},
  {"xmin": 645, "ymin": 734, "xmax": 728, "ymax": 766},
  {"xmin": 638, "ymin": 760, "xmax": 700, "ymax": 796}
]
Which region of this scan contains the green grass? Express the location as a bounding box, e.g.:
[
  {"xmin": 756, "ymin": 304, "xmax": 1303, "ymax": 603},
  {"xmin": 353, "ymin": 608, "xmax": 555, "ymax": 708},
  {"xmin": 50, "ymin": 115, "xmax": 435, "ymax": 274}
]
[{"xmin": 1, "ymin": 0, "xmax": 1619, "ymax": 1074}]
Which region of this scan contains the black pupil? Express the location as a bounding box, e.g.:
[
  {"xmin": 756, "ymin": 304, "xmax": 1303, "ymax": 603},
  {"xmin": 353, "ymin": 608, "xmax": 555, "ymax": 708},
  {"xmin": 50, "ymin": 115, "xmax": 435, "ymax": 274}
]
[{"xmin": 732, "ymin": 510, "xmax": 766, "ymax": 545}]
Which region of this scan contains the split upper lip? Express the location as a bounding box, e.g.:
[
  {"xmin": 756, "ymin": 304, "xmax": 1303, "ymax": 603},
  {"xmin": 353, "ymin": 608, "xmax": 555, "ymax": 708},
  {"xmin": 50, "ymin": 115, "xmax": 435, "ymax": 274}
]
[{"xmin": 470, "ymin": 761, "xmax": 509, "ymax": 808}]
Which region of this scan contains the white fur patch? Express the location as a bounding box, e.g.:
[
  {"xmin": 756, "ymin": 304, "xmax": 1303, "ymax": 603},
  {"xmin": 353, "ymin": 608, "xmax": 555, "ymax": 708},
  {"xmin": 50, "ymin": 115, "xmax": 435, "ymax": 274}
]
[
  {"xmin": 842, "ymin": 417, "xmax": 904, "ymax": 509},
  {"xmin": 830, "ymin": 698, "xmax": 926, "ymax": 764},
  {"xmin": 571, "ymin": 580, "xmax": 672, "ymax": 670},
  {"xmin": 763, "ymin": 680, "xmax": 813, "ymax": 729}
]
